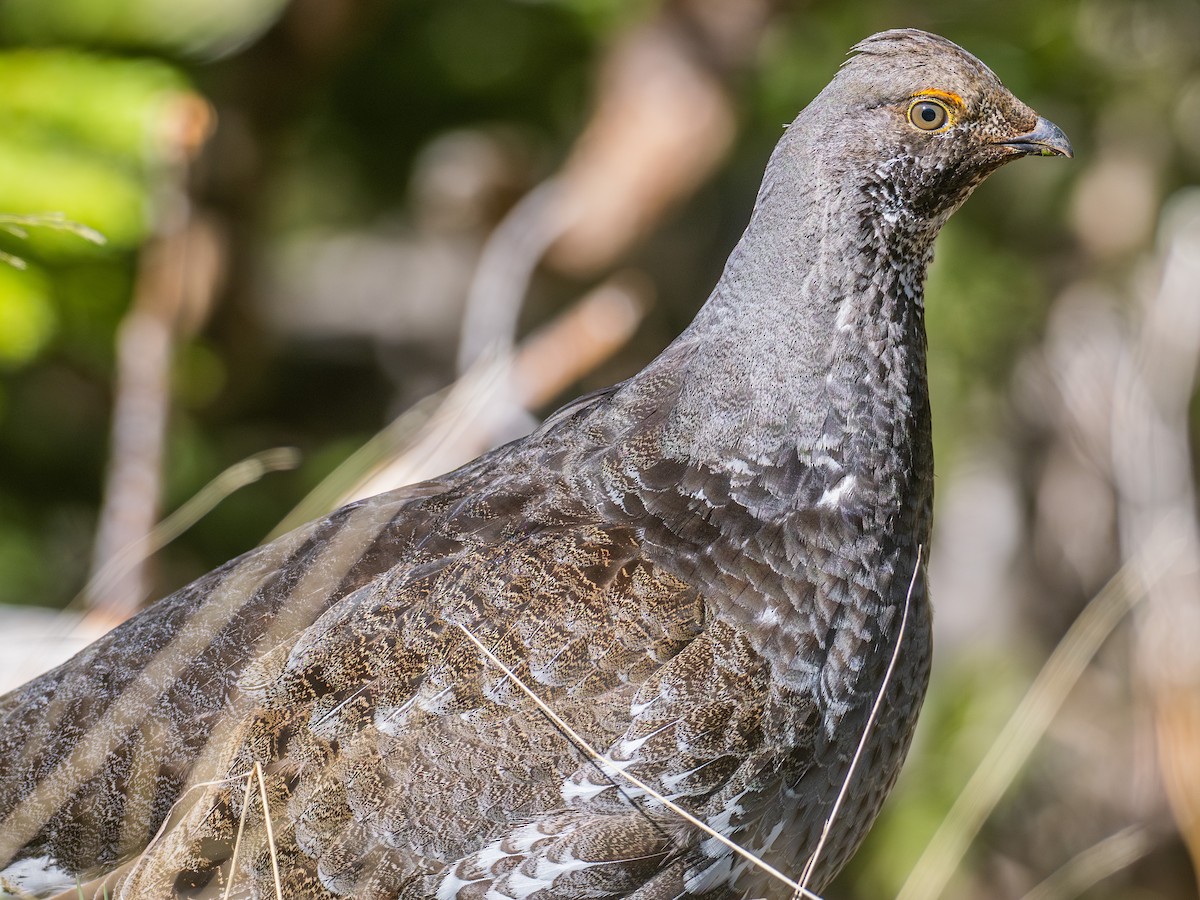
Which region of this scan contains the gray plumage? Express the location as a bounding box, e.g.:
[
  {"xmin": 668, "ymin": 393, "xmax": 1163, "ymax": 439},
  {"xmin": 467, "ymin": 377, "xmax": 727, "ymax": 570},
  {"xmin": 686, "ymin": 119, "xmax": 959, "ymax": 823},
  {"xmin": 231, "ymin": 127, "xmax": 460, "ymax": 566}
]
[{"xmin": 0, "ymin": 29, "xmax": 1070, "ymax": 900}]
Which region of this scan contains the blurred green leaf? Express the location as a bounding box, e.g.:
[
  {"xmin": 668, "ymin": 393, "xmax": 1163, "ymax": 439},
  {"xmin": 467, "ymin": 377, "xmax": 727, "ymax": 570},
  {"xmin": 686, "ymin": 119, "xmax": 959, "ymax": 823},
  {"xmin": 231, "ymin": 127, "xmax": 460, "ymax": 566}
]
[
  {"xmin": 0, "ymin": 137, "xmax": 148, "ymax": 253},
  {"xmin": 0, "ymin": 50, "xmax": 188, "ymax": 162},
  {"xmin": 0, "ymin": 0, "xmax": 290, "ymax": 58},
  {"xmin": 0, "ymin": 263, "xmax": 56, "ymax": 366}
]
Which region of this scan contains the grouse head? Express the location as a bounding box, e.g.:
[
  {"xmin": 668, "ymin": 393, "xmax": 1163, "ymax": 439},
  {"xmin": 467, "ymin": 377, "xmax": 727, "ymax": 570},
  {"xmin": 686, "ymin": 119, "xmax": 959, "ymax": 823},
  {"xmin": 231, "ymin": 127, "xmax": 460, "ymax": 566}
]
[
  {"xmin": 669, "ymin": 29, "xmax": 1070, "ymax": 478},
  {"xmin": 787, "ymin": 29, "xmax": 1072, "ymax": 231}
]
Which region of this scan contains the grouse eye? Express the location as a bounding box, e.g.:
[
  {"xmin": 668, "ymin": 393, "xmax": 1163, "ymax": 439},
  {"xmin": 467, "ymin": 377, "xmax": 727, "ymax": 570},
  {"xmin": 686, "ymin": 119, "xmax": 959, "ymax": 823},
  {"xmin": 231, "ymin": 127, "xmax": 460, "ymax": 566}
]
[{"xmin": 908, "ymin": 99, "xmax": 950, "ymax": 132}]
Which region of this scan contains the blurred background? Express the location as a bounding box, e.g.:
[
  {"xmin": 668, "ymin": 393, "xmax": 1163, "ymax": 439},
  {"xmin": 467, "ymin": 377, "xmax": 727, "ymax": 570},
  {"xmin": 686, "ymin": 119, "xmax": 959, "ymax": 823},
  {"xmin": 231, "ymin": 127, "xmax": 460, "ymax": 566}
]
[{"xmin": 0, "ymin": 0, "xmax": 1198, "ymax": 897}]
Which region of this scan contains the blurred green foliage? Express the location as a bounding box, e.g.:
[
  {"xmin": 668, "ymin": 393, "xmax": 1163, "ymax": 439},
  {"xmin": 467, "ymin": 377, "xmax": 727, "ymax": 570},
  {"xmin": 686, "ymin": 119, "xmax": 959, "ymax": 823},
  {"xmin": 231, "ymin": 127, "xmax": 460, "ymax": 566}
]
[
  {"xmin": 0, "ymin": 0, "xmax": 290, "ymax": 58},
  {"xmin": 0, "ymin": 263, "xmax": 54, "ymax": 366},
  {"xmin": 0, "ymin": 49, "xmax": 187, "ymax": 394},
  {"xmin": 845, "ymin": 653, "xmax": 1029, "ymax": 896},
  {"xmin": 0, "ymin": 51, "xmax": 184, "ymax": 159},
  {"xmin": 0, "ymin": 51, "xmax": 188, "ymax": 253}
]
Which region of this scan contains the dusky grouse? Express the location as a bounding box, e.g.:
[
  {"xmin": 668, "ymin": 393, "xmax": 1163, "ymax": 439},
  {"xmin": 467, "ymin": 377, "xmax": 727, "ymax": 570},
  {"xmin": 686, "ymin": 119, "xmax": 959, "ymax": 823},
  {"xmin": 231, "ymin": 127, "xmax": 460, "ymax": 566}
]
[{"xmin": 0, "ymin": 28, "xmax": 1071, "ymax": 900}]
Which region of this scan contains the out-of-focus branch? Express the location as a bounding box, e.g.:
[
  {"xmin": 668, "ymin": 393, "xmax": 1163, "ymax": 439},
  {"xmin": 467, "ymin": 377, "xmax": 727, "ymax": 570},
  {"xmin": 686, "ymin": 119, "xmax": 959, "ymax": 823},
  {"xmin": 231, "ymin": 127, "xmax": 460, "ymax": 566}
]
[
  {"xmin": 267, "ymin": 274, "xmax": 650, "ymax": 539},
  {"xmin": 1018, "ymin": 824, "xmax": 1155, "ymax": 900},
  {"xmin": 88, "ymin": 93, "xmax": 220, "ymax": 623},
  {"xmin": 351, "ymin": 274, "xmax": 649, "ymax": 504},
  {"xmin": 510, "ymin": 273, "xmax": 650, "ymax": 409},
  {"xmin": 456, "ymin": 179, "xmax": 570, "ymax": 374},
  {"xmin": 545, "ymin": 3, "xmax": 773, "ymax": 276},
  {"xmin": 458, "ymin": 1, "xmax": 775, "ymax": 371},
  {"xmin": 1111, "ymin": 189, "xmax": 1200, "ymax": 889},
  {"xmin": 453, "ymin": 1, "xmax": 775, "ymax": 472}
]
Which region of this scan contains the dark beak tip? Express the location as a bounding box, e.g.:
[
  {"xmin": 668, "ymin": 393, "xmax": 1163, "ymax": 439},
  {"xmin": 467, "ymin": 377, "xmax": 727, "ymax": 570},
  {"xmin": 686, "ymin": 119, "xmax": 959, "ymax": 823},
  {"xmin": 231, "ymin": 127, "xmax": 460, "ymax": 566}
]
[
  {"xmin": 1042, "ymin": 137, "xmax": 1074, "ymax": 160},
  {"xmin": 1003, "ymin": 115, "xmax": 1074, "ymax": 160}
]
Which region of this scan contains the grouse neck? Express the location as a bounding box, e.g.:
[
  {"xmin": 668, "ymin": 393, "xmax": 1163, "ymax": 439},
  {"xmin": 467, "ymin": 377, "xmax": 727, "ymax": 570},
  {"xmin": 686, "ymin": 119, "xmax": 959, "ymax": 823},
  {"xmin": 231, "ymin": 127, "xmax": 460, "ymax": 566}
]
[{"xmin": 651, "ymin": 142, "xmax": 938, "ymax": 500}]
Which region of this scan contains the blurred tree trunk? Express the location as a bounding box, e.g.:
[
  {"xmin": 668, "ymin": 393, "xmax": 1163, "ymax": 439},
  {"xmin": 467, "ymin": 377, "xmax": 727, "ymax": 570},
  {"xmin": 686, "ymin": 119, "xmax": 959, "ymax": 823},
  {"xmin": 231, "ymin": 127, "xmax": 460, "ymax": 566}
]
[{"xmin": 88, "ymin": 96, "xmax": 219, "ymax": 621}]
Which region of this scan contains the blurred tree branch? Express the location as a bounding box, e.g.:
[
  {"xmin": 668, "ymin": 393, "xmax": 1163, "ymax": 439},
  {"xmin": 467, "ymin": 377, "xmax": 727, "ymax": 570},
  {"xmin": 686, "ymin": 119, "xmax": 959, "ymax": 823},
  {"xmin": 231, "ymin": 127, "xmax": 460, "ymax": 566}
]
[
  {"xmin": 272, "ymin": 273, "xmax": 650, "ymax": 539},
  {"xmin": 545, "ymin": 0, "xmax": 776, "ymax": 276},
  {"xmin": 88, "ymin": 93, "xmax": 220, "ymax": 622}
]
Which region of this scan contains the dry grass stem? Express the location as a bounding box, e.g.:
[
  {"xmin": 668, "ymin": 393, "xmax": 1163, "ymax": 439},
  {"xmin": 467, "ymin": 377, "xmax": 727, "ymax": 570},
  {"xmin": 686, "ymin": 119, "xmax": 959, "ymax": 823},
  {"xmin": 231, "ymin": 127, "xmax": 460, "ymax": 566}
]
[
  {"xmin": 0, "ymin": 212, "xmax": 106, "ymax": 245},
  {"xmin": 83, "ymin": 448, "xmax": 300, "ymax": 618},
  {"xmin": 0, "ymin": 212, "xmax": 107, "ymax": 268},
  {"xmin": 254, "ymin": 762, "xmax": 285, "ymax": 900},
  {"xmin": 795, "ymin": 546, "xmax": 922, "ymax": 895},
  {"xmin": 220, "ymin": 768, "xmax": 257, "ymax": 900},
  {"xmin": 107, "ymin": 773, "xmax": 251, "ymax": 899},
  {"xmin": 267, "ymin": 384, "xmax": 455, "ymax": 539},
  {"xmin": 341, "ymin": 353, "xmax": 515, "ymax": 507},
  {"xmin": 1018, "ymin": 824, "xmax": 1154, "ymax": 900},
  {"xmin": 897, "ymin": 561, "xmax": 1146, "ymax": 900},
  {"xmin": 454, "ymin": 622, "xmax": 822, "ymax": 900},
  {"xmin": 0, "ymin": 449, "xmax": 300, "ymax": 695},
  {"xmin": 0, "ymin": 249, "xmax": 28, "ymax": 270}
]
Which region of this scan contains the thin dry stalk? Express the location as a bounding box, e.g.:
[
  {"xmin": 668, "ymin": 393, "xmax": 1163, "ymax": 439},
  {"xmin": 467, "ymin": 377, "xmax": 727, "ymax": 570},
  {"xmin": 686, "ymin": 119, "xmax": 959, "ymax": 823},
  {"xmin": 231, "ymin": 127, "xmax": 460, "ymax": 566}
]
[
  {"xmin": 104, "ymin": 773, "xmax": 249, "ymax": 899},
  {"xmin": 340, "ymin": 353, "xmax": 514, "ymax": 506},
  {"xmin": 254, "ymin": 762, "xmax": 284, "ymax": 900},
  {"xmin": 1018, "ymin": 824, "xmax": 1154, "ymax": 900},
  {"xmin": 83, "ymin": 448, "xmax": 300, "ymax": 620},
  {"xmin": 266, "ymin": 385, "xmax": 455, "ymax": 539},
  {"xmin": 896, "ymin": 561, "xmax": 1146, "ymax": 900},
  {"xmin": 454, "ymin": 622, "xmax": 822, "ymax": 900},
  {"xmin": 349, "ymin": 277, "xmax": 648, "ymax": 504},
  {"xmin": 0, "ymin": 212, "xmax": 106, "ymax": 244},
  {"xmin": 0, "ymin": 449, "xmax": 300, "ymax": 693},
  {"xmin": 220, "ymin": 768, "xmax": 258, "ymax": 900},
  {"xmin": 0, "ymin": 212, "xmax": 106, "ymax": 268},
  {"xmin": 795, "ymin": 546, "xmax": 922, "ymax": 895}
]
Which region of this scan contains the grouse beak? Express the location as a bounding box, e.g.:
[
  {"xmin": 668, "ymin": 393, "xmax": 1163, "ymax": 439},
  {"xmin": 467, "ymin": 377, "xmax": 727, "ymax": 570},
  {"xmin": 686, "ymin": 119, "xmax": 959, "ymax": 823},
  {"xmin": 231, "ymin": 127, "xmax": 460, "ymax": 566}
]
[{"xmin": 999, "ymin": 115, "xmax": 1074, "ymax": 158}]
